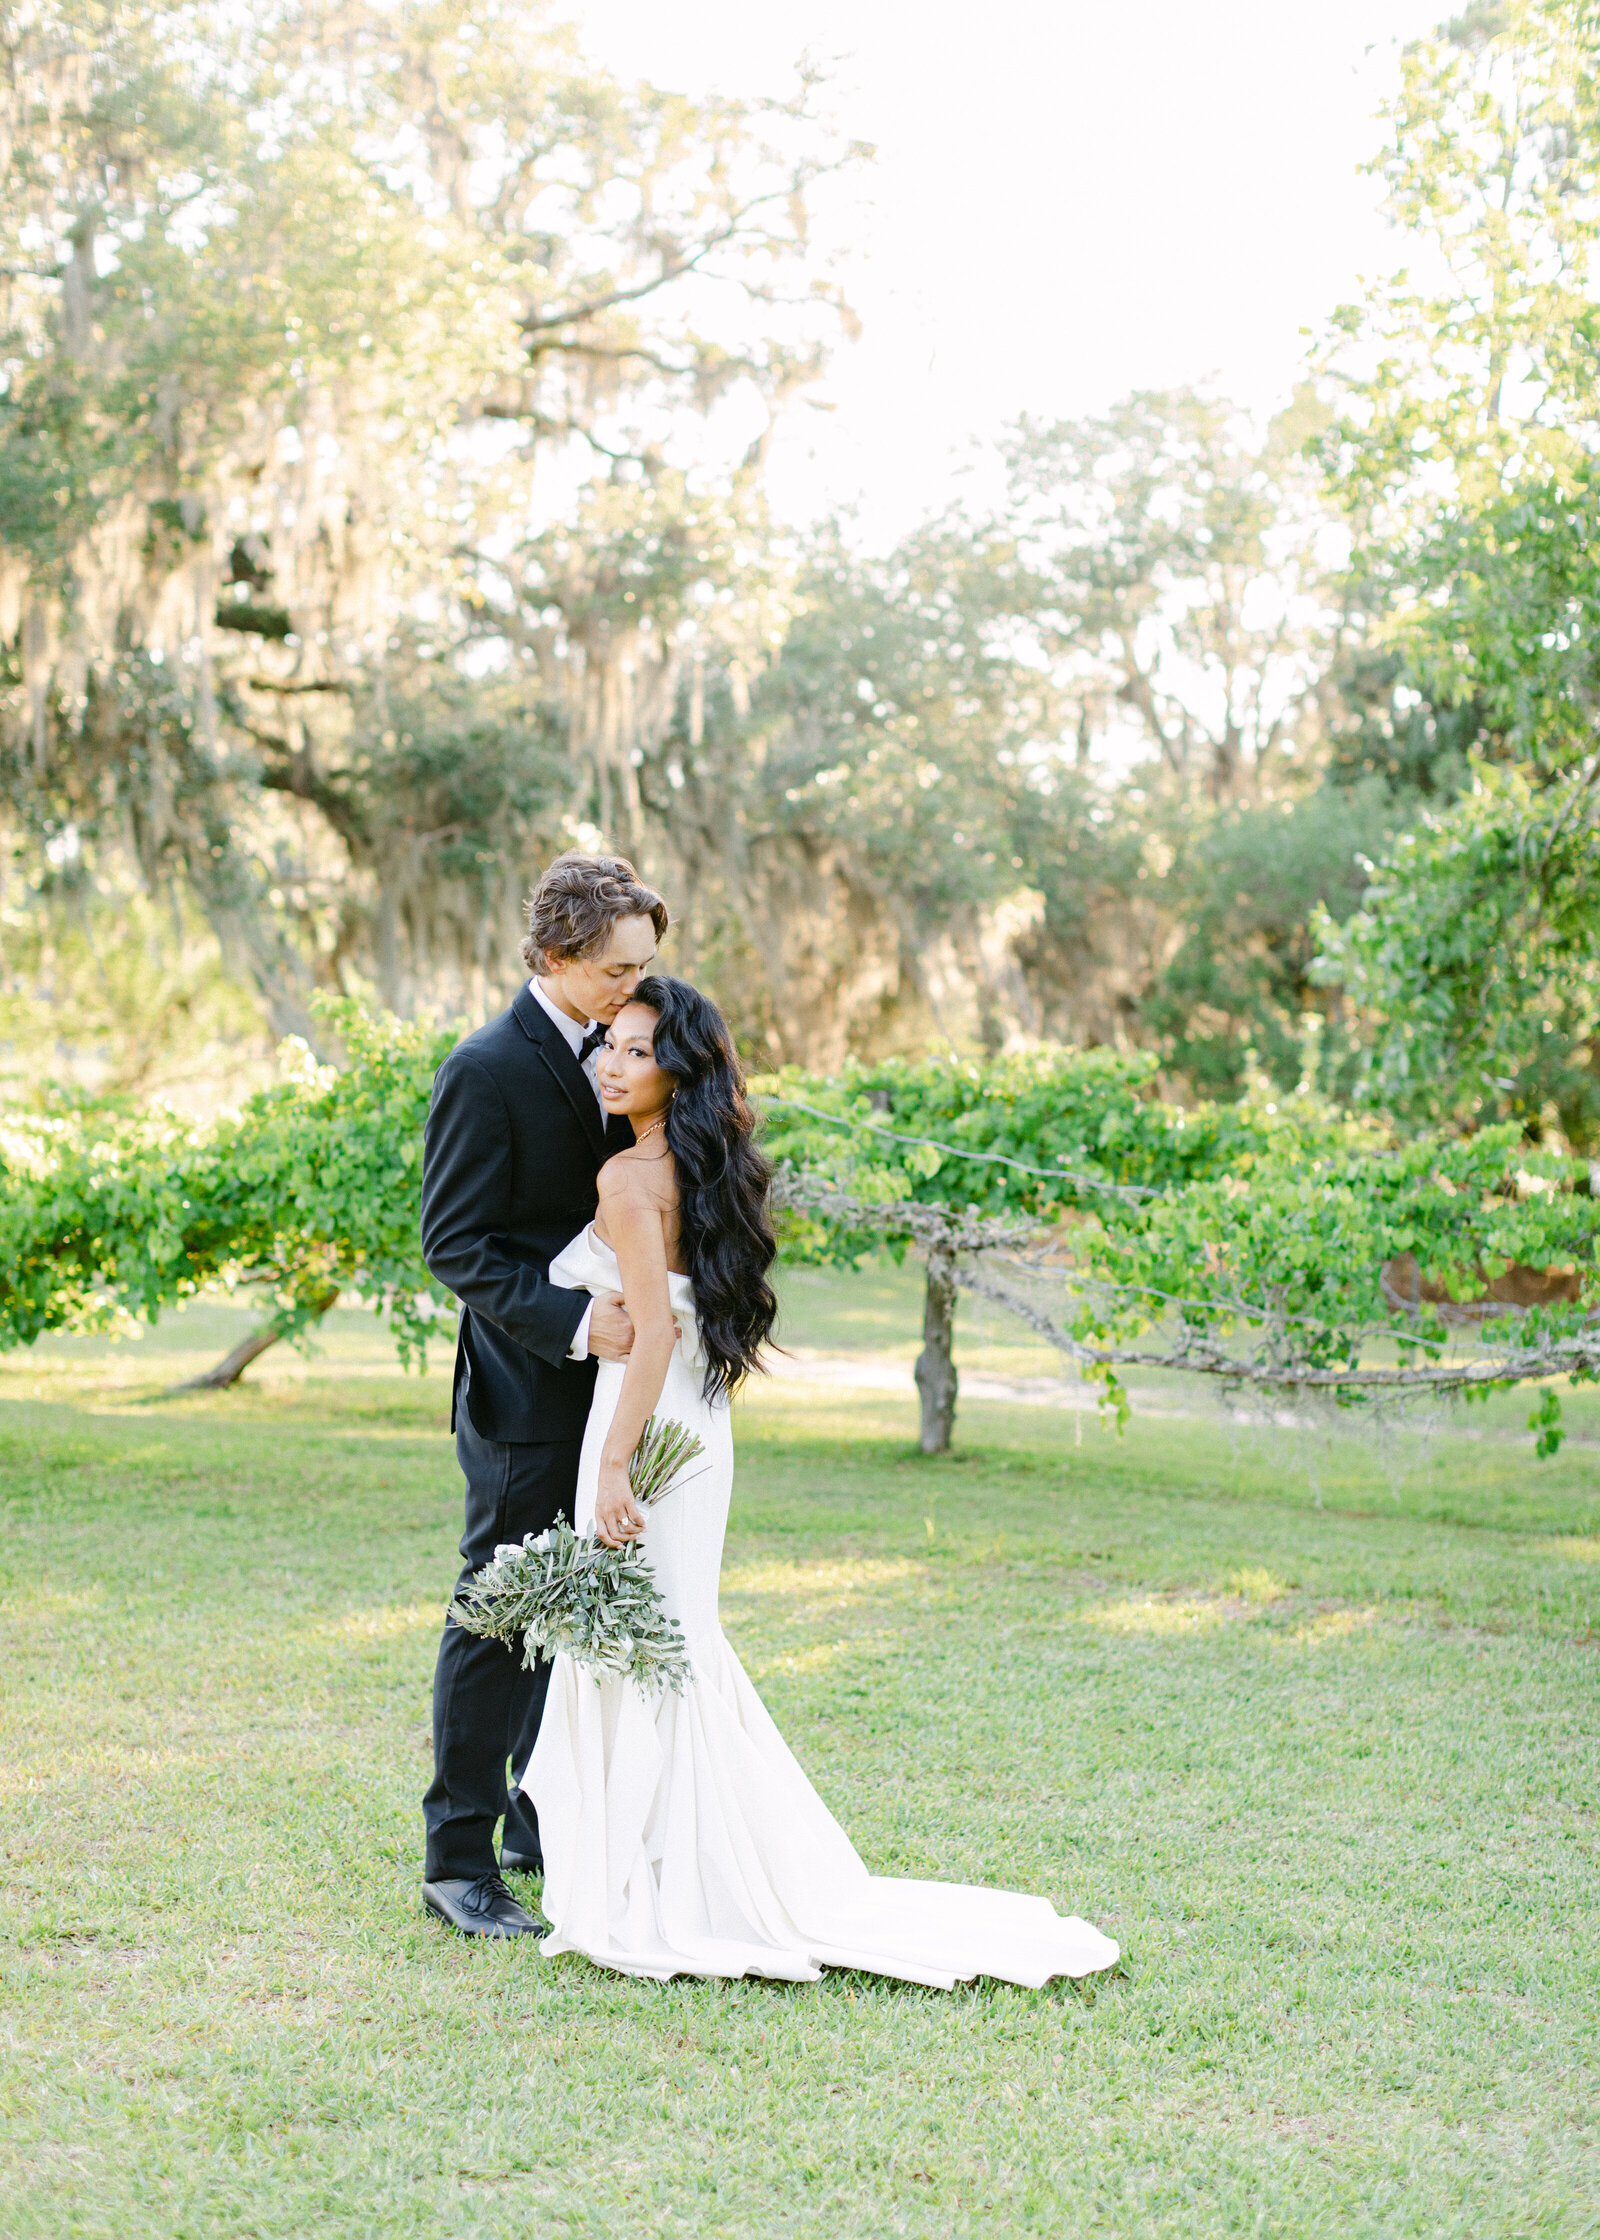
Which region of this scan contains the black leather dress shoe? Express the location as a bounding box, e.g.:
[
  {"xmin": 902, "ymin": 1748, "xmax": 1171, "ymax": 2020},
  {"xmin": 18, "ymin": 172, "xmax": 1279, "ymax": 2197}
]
[
  {"xmin": 499, "ymin": 1848, "xmax": 543, "ymax": 1876},
  {"xmin": 422, "ymin": 1874, "xmax": 545, "ymax": 1938}
]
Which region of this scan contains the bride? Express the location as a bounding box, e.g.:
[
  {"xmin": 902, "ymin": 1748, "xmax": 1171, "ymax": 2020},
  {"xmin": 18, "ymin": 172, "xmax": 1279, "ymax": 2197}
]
[{"xmin": 524, "ymin": 974, "xmax": 1119, "ymax": 1989}]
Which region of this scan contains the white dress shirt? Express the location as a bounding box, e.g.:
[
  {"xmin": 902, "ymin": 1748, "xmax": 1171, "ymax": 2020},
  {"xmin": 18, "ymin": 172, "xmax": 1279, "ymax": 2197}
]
[{"xmin": 529, "ymin": 978, "xmax": 604, "ymax": 1362}]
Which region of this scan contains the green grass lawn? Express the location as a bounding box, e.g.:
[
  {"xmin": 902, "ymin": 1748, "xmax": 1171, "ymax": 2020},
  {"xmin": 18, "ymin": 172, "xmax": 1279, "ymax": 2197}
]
[{"xmin": 2, "ymin": 1279, "xmax": 1598, "ymax": 2238}]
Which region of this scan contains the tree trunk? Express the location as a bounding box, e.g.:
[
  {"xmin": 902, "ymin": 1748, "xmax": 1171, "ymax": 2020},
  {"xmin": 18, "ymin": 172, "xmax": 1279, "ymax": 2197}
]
[
  {"xmin": 914, "ymin": 1245, "xmax": 959, "ymax": 1455},
  {"xmin": 164, "ymin": 1289, "xmax": 340, "ymax": 1394}
]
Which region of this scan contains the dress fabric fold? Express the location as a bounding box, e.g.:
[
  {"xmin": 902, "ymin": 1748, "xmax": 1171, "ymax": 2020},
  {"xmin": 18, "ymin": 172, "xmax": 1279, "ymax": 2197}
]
[{"xmin": 525, "ymin": 1225, "xmax": 1120, "ymax": 1989}]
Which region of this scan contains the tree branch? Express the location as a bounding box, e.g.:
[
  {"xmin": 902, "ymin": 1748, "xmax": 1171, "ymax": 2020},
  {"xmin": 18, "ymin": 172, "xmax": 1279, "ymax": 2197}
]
[{"xmin": 518, "ymin": 187, "xmax": 799, "ymax": 335}]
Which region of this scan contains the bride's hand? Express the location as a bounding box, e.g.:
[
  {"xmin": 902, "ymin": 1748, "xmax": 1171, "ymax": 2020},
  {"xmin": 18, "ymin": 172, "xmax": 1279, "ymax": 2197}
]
[{"xmin": 594, "ymin": 1457, "xmax": 646, "ymax": 1548}]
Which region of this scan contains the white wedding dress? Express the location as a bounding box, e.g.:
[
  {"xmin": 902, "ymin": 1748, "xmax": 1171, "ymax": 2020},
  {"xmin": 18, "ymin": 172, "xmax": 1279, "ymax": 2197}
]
[{"xmin": 523, "ymin": 1225, "xmax": 1119, "ymax": 1989}]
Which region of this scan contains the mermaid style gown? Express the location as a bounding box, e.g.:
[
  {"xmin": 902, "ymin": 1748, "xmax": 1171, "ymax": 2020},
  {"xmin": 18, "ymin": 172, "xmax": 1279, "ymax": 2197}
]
[{"xmin": 523, "ymin": 1225, "xmax": 1120, "ymax": 1988}]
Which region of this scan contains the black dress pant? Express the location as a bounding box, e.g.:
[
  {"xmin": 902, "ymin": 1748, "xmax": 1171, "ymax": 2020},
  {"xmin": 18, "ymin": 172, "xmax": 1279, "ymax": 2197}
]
[{"xmin": 423, "ymin": 1384, "xmax": 583, "ymax": 1881}]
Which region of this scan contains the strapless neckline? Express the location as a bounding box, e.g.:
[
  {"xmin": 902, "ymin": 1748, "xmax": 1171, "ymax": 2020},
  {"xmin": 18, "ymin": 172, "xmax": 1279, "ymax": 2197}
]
[{"xmin": 549, "ymin": 1223, "xmax": 701, "ymax": 1364}]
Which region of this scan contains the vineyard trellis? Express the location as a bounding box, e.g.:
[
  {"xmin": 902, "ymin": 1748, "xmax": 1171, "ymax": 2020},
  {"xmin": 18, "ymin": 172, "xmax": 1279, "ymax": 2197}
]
[
  {"xmin": 0, "ymin": 1008, "xmax": 1594, "ymax": 1453},
  {"xmin": 759, "ymin": 1060, "xmax": 1600, "ymax": 1456},
  {"xmin": 768, "ymin": 1173, "xmax": 1600, "ymax": 1454}
]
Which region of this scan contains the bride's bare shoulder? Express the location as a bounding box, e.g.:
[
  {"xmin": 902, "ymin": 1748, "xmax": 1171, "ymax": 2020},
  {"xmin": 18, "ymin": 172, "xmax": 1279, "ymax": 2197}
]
[{"xmin": 597, "ymin": 1146, "xmax": 678, "ymax": 1211}]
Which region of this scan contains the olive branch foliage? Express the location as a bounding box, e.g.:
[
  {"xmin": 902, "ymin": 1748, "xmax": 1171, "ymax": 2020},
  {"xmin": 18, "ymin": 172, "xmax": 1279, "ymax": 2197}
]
[
  {"xmin": 0, "ymin": 1001, "xmax": 1594, "ymax": 1452},
  {"xmin": 447, "ymin": 1418, "xmax": 707, "ymax": 1695},
  {"xmin": 448, "ymin": 1517, "xmax": 690, "ymax": 1695}
]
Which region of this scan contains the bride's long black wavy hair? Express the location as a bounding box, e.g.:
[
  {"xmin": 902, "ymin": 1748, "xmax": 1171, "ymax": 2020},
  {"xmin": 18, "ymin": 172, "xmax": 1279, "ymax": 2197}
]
[{"xmin": 625, "ymin": 975, "xmax": 777, "ymax": 1400}]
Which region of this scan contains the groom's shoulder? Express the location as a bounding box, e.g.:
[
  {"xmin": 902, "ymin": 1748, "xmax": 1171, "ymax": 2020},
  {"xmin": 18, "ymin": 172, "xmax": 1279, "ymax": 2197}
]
[{"xmin": 437, "ymin": 996, "xmax": 537, "ymax": 1082}]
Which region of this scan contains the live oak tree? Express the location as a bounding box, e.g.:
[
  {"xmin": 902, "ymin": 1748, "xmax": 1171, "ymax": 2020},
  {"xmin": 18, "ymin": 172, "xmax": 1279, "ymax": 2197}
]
[
  {"xmin": 3, "ymin": 0, "xmax": 1591, "ymax": 1128},
  {"xmin": 649, "ymin": 518, "xmax": 1085, "ymax": 1067},
  {"xmin": 650, "ymin": 407, "xmax": 1382, "ymax": 1084},
  {"xmin": 992, "ymin": 388, "xmax": 1411, "ymax": 1100},
  {"xmin": 0, "ymin": 0, "xmax": 859, "ymax": 1047},
  {"xmin": 1002, "ymin": 387, "xmax": 1340, "ymax": 806}
]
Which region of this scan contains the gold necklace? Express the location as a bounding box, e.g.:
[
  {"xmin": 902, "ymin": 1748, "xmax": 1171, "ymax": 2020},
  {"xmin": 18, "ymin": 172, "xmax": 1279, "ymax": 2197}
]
[{"xmin": 636, "ymin": 1115, "xmax": 668, "ymax": 1148}]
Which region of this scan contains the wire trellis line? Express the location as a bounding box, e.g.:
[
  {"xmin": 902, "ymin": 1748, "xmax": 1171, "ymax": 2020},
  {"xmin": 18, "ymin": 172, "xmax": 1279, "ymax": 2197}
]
[
  {"xmin": 767, "ymin": 1172, "xmax": 1600, "ymax": 1398},
  {"xmin": 756, "ymin": 1095, "xmax": 1157, "ymax": 1200}
]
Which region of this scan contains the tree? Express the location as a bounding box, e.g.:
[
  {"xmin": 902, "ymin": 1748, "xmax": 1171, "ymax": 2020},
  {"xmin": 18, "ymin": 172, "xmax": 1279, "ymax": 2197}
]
[
  {"xmin": 1004, "ymin": 388, "xmax": 1339, "ymax": 803},
  {"xmin": 0, "ymin": 0, "xmax": 860, "ymax": 1040},
  {"xmin": 1316, "ymin": 757, "xmax": 1600, "ymax": 1148},
  {"xmin": 635, "ymin": 399, "xmax": 1379, "ymax": 1082},
  {"xmin": 647, "ymin": 519, "xmax": 1078, "ymax": 1064},
  {"xmin": 1317, "ymin": 0, "xmax": 1600, "ymax": 770},
  {"xmin": 986, "ymin": 387, "xmax": 1433, "ymax": 1098},
  {"xmin": 1315, "ymin": 0, "xmax": 1600, "ymax": 1142},
  {"xmin": 1321, "ymin": 0, "xmax": 1600, "ymax": 570},
  {"xmin": 1139, "ymin": 781, "xmax": 1391, "ymax": 1101}
]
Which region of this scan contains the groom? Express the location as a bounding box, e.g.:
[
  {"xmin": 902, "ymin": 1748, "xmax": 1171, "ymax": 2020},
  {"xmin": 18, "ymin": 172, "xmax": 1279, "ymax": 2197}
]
[{"xmin": 418, "ymin": 852, "xmax": 669, "ymax": 1937}]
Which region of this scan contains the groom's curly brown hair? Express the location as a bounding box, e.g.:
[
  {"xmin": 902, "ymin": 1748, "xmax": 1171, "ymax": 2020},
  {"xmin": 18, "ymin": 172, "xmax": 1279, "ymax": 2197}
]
[{"xmin": 520, "ymin": 852, "xmax": 669, "ymax": 973}]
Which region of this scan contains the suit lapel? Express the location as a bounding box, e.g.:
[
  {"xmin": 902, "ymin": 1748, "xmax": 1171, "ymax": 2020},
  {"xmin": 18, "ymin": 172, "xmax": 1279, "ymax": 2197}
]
[{"xmin": 512, "ymin": 984, "xmax": 607, "ymax": 1159}]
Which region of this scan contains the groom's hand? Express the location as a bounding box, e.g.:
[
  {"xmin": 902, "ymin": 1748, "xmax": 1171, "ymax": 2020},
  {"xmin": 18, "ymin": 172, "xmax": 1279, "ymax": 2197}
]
[{"xmin": 587, "ymin": 1299, "xmax": 634, "ymax": 1361}]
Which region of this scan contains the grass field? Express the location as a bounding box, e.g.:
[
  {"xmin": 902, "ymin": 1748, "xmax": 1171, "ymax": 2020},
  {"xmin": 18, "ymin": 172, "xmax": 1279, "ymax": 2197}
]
[{"xmin": 2, "ymin": 1266, "xmax": 1598, "ymax": 2238}]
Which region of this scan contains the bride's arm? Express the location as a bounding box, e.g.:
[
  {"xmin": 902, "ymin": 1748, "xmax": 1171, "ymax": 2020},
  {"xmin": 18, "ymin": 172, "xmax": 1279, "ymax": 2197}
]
[{"xmin": 592, "ymin": 1164, "xmax": 677, "ymax": 1547}]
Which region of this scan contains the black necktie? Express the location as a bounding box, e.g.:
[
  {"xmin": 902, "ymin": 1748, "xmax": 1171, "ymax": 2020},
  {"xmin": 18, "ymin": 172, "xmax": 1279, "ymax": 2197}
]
[{"xmin": 577, "ymin": 1023, "xmax": 606, "ymax": 1064}]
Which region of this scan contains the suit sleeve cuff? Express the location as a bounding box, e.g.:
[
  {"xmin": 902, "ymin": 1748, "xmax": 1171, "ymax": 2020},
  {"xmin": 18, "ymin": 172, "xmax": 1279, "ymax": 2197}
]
[{"xmin": 566, "ymin": 1301, "xmax": 594, "ymax": 1361}]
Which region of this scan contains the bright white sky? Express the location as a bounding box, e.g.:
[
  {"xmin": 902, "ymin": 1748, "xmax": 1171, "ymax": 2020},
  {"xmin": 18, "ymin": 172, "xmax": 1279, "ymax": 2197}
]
[{"xmin": 571, "ymin": 0, "xmax": 1445, "ymax": 545}]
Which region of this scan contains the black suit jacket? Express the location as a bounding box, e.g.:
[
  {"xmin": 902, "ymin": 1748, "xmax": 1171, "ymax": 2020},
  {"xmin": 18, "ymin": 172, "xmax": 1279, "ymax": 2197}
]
[{"xmin": 420, "ymin": 985, "xmax": 633, "ymax": 1443}]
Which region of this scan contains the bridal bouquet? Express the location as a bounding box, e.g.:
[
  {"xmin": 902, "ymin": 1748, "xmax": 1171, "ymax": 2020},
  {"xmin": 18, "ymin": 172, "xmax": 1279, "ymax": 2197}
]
[{"xmin": 448, "ymin": 1417, "xmax": 706, "ymax": 1694}]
